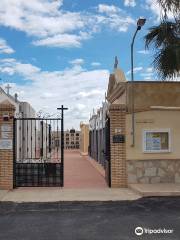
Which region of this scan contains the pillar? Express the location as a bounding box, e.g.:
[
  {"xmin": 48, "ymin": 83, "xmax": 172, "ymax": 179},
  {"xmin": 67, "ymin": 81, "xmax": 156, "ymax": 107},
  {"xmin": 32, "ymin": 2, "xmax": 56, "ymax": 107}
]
[
  {"xmin": 0, "ymin": 102, "xmax": 15, "ymax": 190},
  {"xmin": 109, "ymin": 104, "xmax": 127, "ymax": 187}
]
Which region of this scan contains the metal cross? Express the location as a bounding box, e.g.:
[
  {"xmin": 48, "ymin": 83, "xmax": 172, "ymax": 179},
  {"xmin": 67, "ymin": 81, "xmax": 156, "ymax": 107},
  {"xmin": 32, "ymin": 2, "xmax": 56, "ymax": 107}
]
[{"xmin": 5, "ymin": 84, "xmax": 12, "ymax": 95}]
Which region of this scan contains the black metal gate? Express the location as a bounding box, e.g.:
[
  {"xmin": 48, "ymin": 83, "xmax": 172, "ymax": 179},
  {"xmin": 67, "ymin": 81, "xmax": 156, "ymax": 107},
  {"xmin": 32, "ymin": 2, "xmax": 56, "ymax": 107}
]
[
  {"xmin": 13, "ymin": 106, "xmax": 67, "ymax": 187},
  {"xmin": 105, "ymin": 117, "xmax": 111, "ymax": 187}
]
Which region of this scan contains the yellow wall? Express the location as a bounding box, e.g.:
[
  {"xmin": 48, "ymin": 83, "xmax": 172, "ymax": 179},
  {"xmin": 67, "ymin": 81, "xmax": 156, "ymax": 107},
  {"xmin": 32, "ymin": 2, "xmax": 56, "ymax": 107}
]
[
  {"xmin": 127, "ymin": 82, "xmax": 180, "ymax": 112},
  {"xmin": 126, "ymin": 110, "xmax": 180, "ymax": 160},
  {"xmin": 80, "ymin": 123, "xmax": 89, "ymax": 155}
]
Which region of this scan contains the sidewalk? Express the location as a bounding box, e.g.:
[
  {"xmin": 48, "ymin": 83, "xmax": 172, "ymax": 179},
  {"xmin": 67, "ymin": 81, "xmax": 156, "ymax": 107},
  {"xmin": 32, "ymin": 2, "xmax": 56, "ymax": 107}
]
[
  {"xmin": 0, "ymin": 188, "xmax": 141, "ymax": 202},
  {"xmin": 129, "ymin": 183, "xmax": 180, "ymax": 197},
  {"xmin": 0, "ymin": 190, "xmax": 8, "ymax": 201}
]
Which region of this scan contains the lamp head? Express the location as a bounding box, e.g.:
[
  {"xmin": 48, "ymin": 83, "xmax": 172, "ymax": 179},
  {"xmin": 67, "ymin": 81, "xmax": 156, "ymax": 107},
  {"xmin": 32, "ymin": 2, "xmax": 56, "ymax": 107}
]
[{"xmin": 137, "ymin": 18, "xmax": 146, "ymax": 30}]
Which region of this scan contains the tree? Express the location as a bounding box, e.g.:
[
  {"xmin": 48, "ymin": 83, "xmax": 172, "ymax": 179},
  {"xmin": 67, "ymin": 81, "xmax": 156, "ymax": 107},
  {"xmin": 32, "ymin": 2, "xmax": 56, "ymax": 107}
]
[{"xmin": 144, "ymin": 0, "xmax": 180, "ymax": 80}]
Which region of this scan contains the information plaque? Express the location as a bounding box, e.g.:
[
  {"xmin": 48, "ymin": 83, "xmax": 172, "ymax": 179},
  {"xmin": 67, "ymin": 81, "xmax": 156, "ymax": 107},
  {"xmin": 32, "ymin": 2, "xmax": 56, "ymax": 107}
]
[
  {"xmin": 1, "ymin": 124, "xmax": 11, "ymax": 132},
  {"xmin": 0, "ymin": 139, "xmax": 12, "ymax": 150},
  {"xmin": 113, "ymin": 134, "xmax": 125, "ymax": 143}
]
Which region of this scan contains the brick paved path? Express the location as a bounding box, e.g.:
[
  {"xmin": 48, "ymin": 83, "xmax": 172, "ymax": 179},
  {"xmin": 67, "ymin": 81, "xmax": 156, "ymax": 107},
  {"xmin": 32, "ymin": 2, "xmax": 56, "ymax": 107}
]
[{"xmin": 64, "ymin": 150, "xmax": 107, "ymax": 188}]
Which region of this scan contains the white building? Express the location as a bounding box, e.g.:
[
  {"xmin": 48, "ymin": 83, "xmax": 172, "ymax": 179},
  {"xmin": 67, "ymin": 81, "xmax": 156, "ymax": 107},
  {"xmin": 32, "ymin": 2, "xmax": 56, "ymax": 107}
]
[
  {"xmin": 0, "ymin": 86, "xmax": 36, "ymax": 161},
  {"xmin": 89, "ymin": 101, "xmax": 109, "ymax": 167},
  {"xmin": 0, "ymin": 86, "xmax": 36, "ymax": 118}
]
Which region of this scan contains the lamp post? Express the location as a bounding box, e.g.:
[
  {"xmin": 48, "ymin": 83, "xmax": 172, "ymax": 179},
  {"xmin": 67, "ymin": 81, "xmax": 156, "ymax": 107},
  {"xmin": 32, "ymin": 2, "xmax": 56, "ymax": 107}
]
[{"xmin": 131, "ymin": 18, "xmax": 146, "ymax": 147}]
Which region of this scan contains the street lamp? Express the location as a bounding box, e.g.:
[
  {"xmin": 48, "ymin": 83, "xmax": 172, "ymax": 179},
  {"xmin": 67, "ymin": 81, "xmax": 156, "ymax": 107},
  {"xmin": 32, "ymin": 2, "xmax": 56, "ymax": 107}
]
[{"xmin": 131, "ymin": 18, "xmax": 146, "ymax": 147}]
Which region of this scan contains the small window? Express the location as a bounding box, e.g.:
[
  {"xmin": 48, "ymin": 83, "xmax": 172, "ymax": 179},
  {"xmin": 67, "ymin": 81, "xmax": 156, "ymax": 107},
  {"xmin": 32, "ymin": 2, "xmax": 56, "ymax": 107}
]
[{"xmin": 143, "ymin": 129, "xmax": 170, "ymax": 153}]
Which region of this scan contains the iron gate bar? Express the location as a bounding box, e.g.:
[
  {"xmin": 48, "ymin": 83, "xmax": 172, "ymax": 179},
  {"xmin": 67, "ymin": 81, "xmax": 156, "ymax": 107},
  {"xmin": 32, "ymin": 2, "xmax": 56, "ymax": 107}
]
[
  {"xmin": 15, "ymin": 163, "xmax": 62, "ymax": 187},
  {"xmin": 15, "ymin": 118, "xmax": 62, "ymax": 120},
  {"xmin": 31, "ymin": 120, "xmax": 32, "ymax": 159},
  {"xmin": 105, "ymin": 117, "xmax": 111, "ymax": 187},
  {"xmin": 27, "ymin": 119, "xmax": 28, "ymax": 158},
  {"xmin": 35, "ymin": 120, "xmax": 37, "ymax": 159},
  {"xmin": 45, "ymin": 120, "xmax": 47, "ymax": 159},
  {"xmin": 49, "ymin": 123, "xmax": 51, "ymax": 153},
  {"xmin": 41, "ymin": 120, "xmax": 43, "ymax": 158},
  {"xmin": 13, "ymin": 117, "xmax": 64, "ymax": 187},
  {"xmin": 56, "ymin": 119, "xmax": 58, "ymax": 161},
  {"xmin": 13, "ymin": 118, "xmax": 16, "ymax": 189}
]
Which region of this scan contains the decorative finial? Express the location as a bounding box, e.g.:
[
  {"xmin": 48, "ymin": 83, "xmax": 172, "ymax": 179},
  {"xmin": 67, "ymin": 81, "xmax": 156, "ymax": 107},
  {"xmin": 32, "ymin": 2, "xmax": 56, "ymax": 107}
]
[
  {"xmin": 114, "ymin": 56, "xmax": 118, "ymax": 69},
  {"xmin": 14, "ymin": 93, "xmax": 18, "ymax": 102},
  {"xmin": 5, "ymin": 84, "xmax": 12, "ymax": 95}
]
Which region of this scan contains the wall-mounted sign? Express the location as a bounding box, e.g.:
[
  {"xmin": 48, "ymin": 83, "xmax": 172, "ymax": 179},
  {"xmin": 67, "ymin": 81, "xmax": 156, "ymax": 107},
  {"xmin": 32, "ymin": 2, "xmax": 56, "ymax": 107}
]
[
  {"xmin": 113, "ymin": 134, "xmax": 125, "ymax": 143},
  {"xmin": 115, "ymin": 128, "xmax": 122, "ymax": 134},
  {"xmin": 0, "ymin": 139, "xmax": 12, "ymax": 149},
  {"xmin": 146, "ymin": 135, "xmax": 161, "ymax": 151},
  {"xmin": 1, "ymin": 124, "xmax": 12, "ymax": 132},
  {"xmin": 1, "ymin": 132, "xmax": 11, "ymax": 139},
  {"xmin": 136, "ymin": 119, "xmax": 154, "ymax": 124}
]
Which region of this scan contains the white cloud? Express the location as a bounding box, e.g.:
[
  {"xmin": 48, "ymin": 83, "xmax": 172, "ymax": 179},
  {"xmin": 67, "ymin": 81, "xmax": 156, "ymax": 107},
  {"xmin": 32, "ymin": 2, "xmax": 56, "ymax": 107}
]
[
  {"xmin": 126, "ymin": 67, "xmax": 143, "ymax": 75},
  {"xmin": 33, "ymin": 34, "xmax": 84, "ymax": 48},
  {"xmin": 0, "ymin": 58, "xmax": 16, "ymax": 63},
  {"xmin": 0, "ymin": 58, "xmax": 109, "ymax": 128},
  {"xmin": 145, "ymin": 0, "xmax": 174, "ymax": 21},
  {"xmin": 140, "ymin": 72, "xmax": 153, "ymax": 77},
  {"xmin": 91, "ymin": 62, "xmax": 101, "ymax": 67},
  {"xmin": 126, "ymin": 66, "xmax": 155, "ymax": 80},
  {"xmin": 77, "ymin": 89, "xmax": 104, "ymax": 98},
  {"xmin": 146, "ymin": 67, "xmax": 153, "ymax": 73},
  {"xmin": 140, "ymin": 72, "xmax": 154, "ymax": 79},
  {"xmin": 69, "ymin": 58, "xmax": 84, "ymax": 65},
  {"xmin": 0, "ymin": 38, "xmax": 14, "ymax": 54},
  {"xmin": 97, "ymin": 4, "xmax": 135, "ymax": 32},
  {"xmin": 143, "ymin": 76, "xmax": 153, "ymax": 80},
  {"xmin": 0, "ymin": 58, "xmax": 40, "ymax": 79},
  {"xmin": 124, "ymin": 0, "xmax": 136, "ymax": 7},
  {"xmin": 0, "ymin": 0, "xmax": 87, "ymax": 48},
  {"xmin": 0, "ymin": 1, "xmax": 135, "ymax": 48},
  {"xmin": 137, "ymin": 50, "xmax": 150, "ymax": 54},
  {"xmin": 98, "ymin": 4, "xmax": 119, "ymax": 14}
]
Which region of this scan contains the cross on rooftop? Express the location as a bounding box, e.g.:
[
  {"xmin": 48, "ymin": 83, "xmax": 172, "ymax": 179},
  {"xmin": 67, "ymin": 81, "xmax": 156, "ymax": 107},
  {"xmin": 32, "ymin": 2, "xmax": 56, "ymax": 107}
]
[{"xmin": 5, "ymin": 84, "xmax": 12, "ymax": 95}]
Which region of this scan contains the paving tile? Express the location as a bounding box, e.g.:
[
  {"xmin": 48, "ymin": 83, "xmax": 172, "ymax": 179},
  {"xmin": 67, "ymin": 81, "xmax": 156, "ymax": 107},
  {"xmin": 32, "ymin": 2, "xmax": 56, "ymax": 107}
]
[{"xmin": 64, "ymin": 150, "xmax": 107, "ymax": 188}]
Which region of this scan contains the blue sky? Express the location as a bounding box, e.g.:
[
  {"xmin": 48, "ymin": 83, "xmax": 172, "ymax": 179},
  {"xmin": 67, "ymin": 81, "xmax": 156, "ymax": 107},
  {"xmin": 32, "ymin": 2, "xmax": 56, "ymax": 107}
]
[{"xmin": 0, "ymin": 0, "xmax": 164, "ymax": 128}]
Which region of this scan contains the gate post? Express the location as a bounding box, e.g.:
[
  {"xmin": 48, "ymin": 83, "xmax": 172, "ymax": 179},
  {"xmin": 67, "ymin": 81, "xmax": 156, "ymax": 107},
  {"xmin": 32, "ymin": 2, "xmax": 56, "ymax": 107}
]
[
  {"xmin": 57, "ymin": 105, "xmax": 68, "ymax": 187},
  {"xmin": 0, "ymin": 101, "xmax": 15, "ymax": 190},
  {"xmin": 109, "ymin": 104, "xmax": 127, "ymax": 188}
]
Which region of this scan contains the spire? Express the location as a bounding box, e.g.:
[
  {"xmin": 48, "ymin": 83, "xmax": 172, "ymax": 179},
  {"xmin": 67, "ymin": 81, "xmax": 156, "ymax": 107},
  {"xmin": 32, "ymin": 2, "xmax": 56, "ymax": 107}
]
[{"xmin": 114, "ymin": 56, "xmax": 118, "ymax": 69}]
